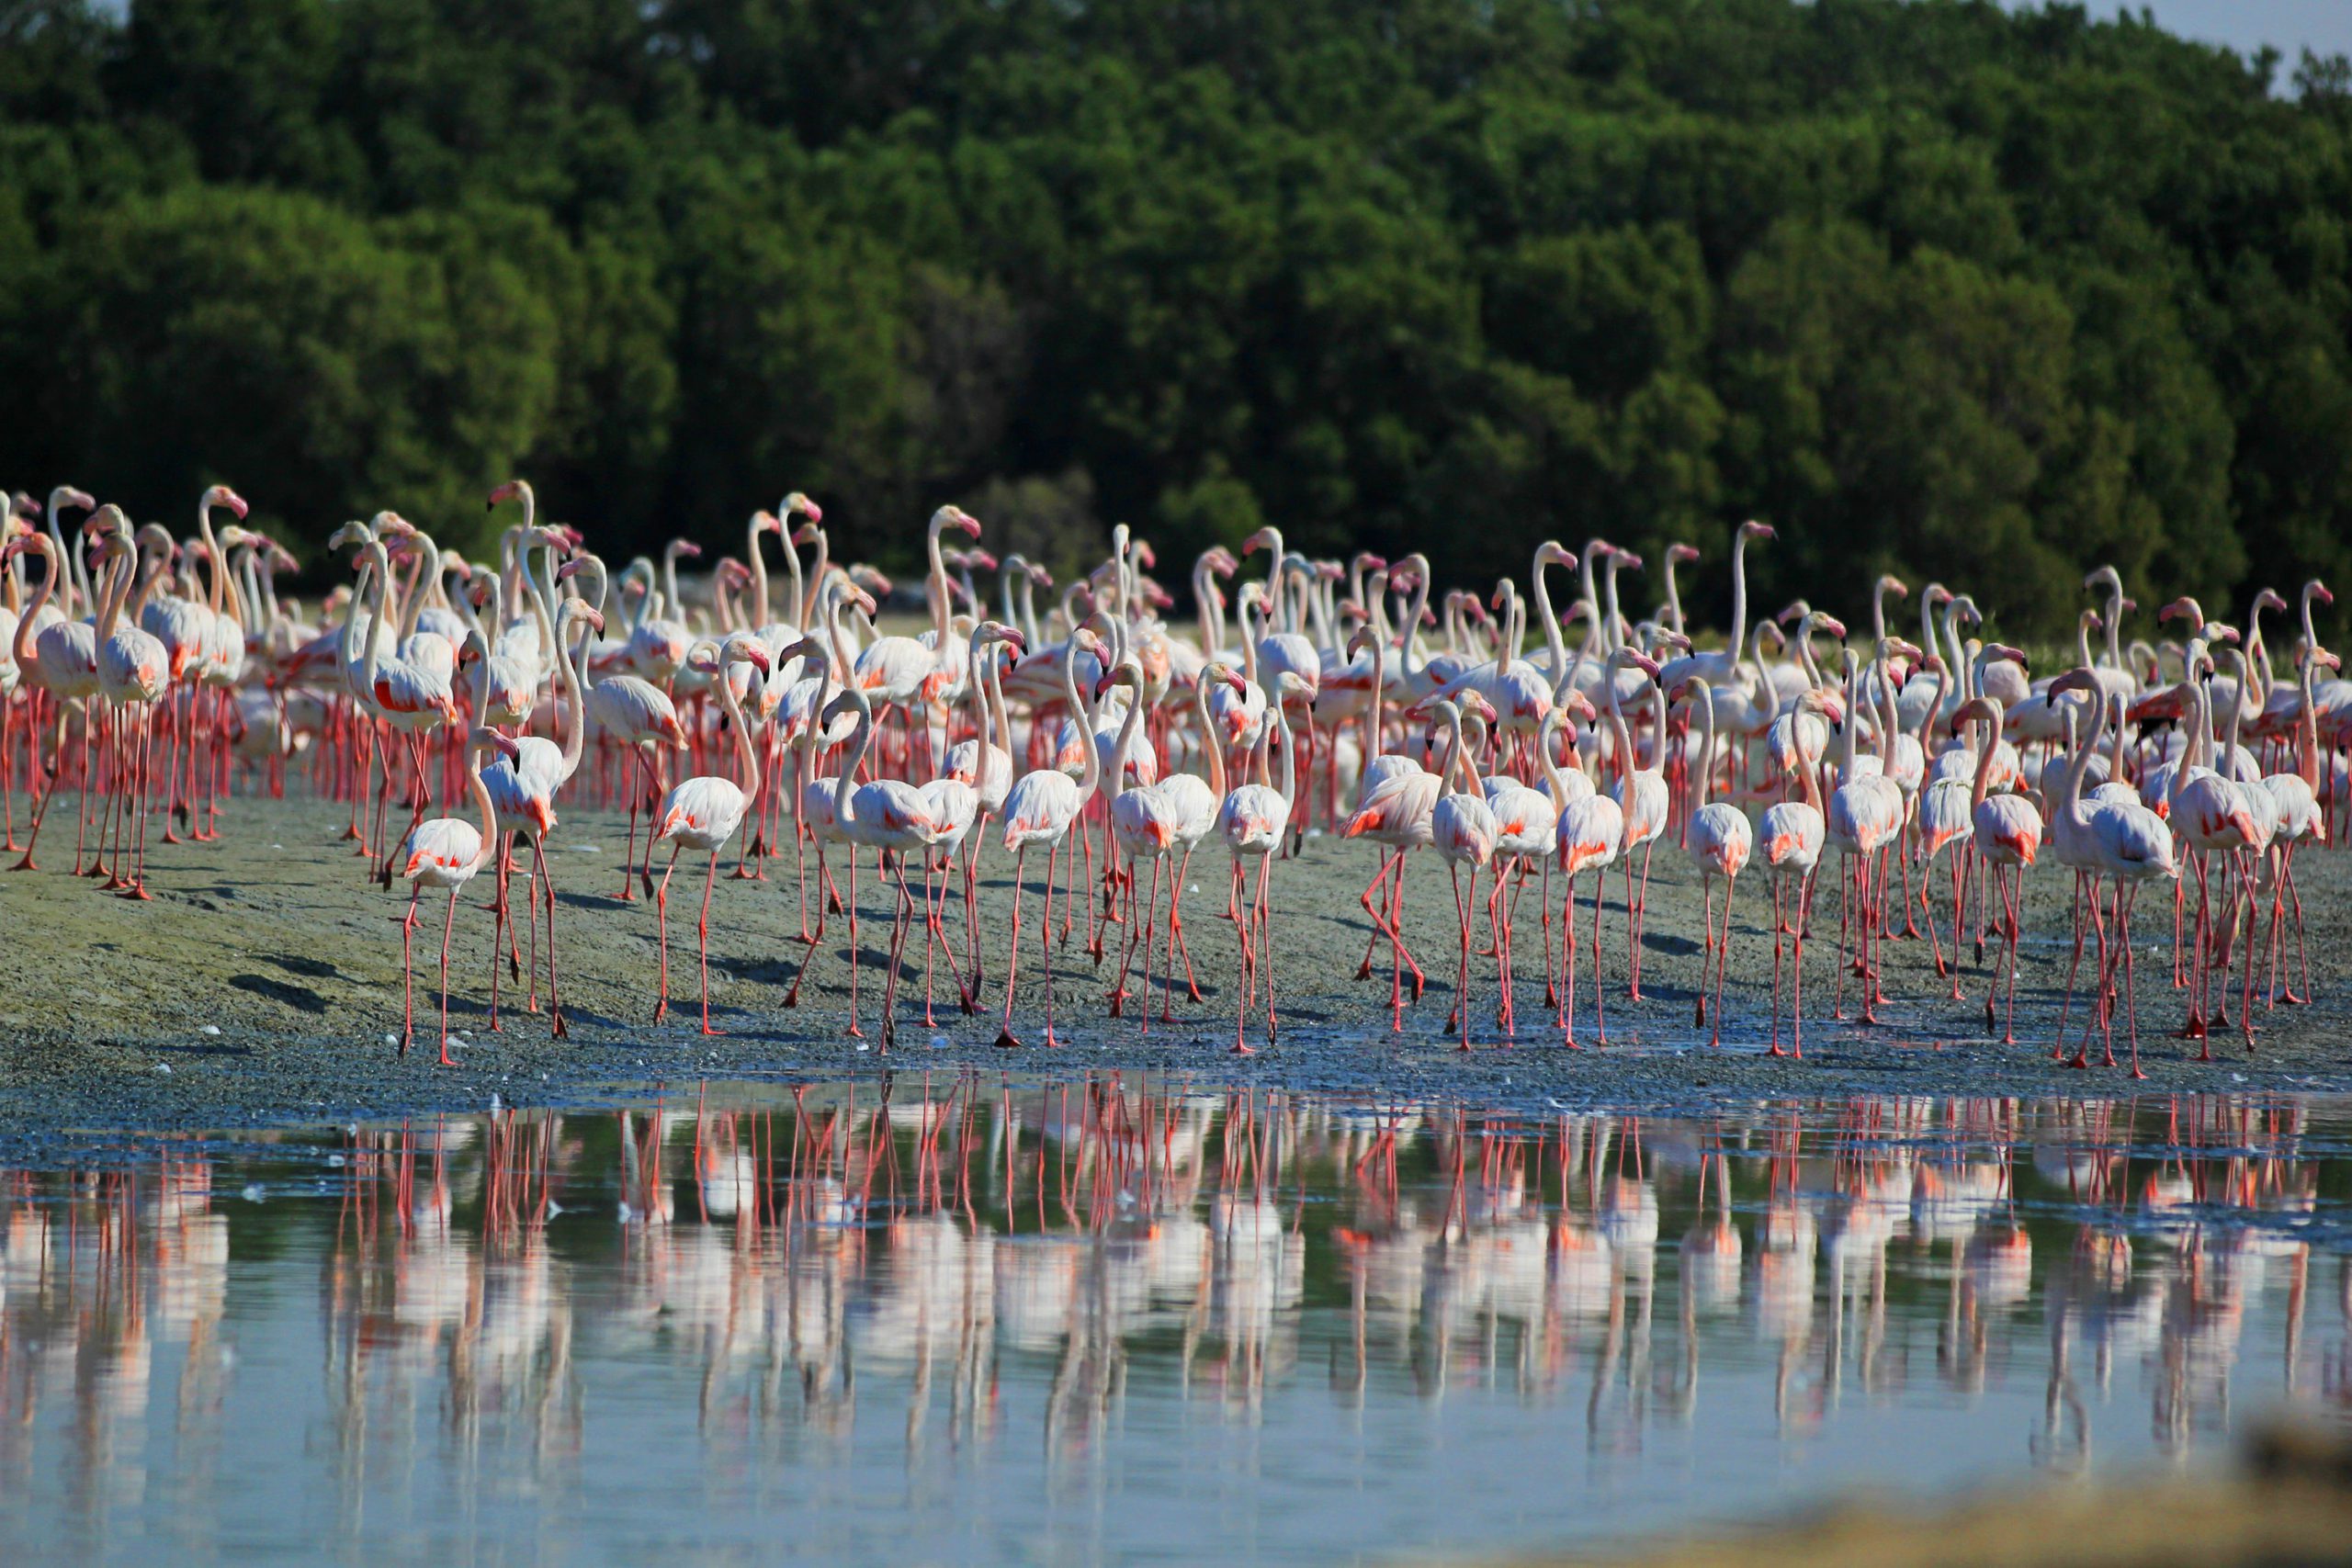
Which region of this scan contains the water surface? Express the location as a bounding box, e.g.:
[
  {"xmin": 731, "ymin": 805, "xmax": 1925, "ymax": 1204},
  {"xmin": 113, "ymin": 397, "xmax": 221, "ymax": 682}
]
[{"xmin": 4, "ymin": 1080, "xmax": 2348, "ymax": 1563}]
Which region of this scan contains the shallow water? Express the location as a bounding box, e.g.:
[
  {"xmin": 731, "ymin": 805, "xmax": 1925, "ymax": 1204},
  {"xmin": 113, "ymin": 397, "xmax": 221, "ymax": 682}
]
[{"xmin": 4, "ymin": 1080, "xmax": 2349, "ymax": 1564}]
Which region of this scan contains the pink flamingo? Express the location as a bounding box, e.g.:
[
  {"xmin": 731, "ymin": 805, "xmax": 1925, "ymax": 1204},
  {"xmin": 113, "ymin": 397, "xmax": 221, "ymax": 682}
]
[
  {"xmin": 1097, "ymin": 653, "xmax": 1184, "ymax": 1022},
  {"xmin": 0, "ymin": 531, "xmax": 99, "ymax": 873},
  {"xmin": 560, "ymin": 555, "xmax": 688, "ymax": 900},
  {"xmin": 1757, "ymin": 701, "xmax": 1826, "ymax": 1056},
  {"xmin": 1677, "ymin": 678, "xmax": 1751, "ymax": 1046},
  {"xmin": 2046, "ymin": 668, "xmax": 2177, "ymax": 1076},
  {"xmin": 1950, "ymin": 695, "xmax": 2044, "ymax": 1043},
  {"xmin": 1422, "ymin": 697, "xmax": 1497, "ymax": 1051},
  {"xmin": 1601, "ymin": 648, "xmax": 1668, "ymax": 1000},
  {"xmin": 87, "ymin": 521, "xmax": 171, "ymax": 897},
  {"xmin": 650, "ymin": 631, "xmax": 773, "ymax": 1033},
  {"xmin": 392, "ymin": 727, "xmax": 522, "ymax": 1066},
  {"xmin": 1826, "ymin": 647, "xmax": 1905, "ymax": 1022},
  {"xmin": 1543, "ymin": 705, "xmax": 1622, "ymax": 1047},
  {"xmin": 1218, "ymin": 674, "xmax": 1306, "ymax": 1054},
  {"xmin": 479, "ymin": 575, "xmax": 609, "ymax": 1036},
  {"xmin": 1342, "ymin": 623, "xmax": 1441, "ymax": 1029},
  {"xmin": 854, "ymin": 505, "xmax": 981, "ymax": 774},
  {"xmin": 993, "ymin": 628, "xmax": 1109, "ymax": 1047}
]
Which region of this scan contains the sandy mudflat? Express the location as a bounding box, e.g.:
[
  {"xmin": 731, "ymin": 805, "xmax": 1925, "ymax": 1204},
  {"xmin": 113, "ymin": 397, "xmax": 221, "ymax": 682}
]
[{"xmin": 5, "ymin": 789, "xmax": 2348, "ymax": 1141}]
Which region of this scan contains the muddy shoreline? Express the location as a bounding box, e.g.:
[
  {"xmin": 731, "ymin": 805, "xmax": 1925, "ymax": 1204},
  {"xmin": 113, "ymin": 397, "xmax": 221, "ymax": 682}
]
[{"xmin": 6, "ymin": 791, "xmax": 2350, "ymax": 1143}]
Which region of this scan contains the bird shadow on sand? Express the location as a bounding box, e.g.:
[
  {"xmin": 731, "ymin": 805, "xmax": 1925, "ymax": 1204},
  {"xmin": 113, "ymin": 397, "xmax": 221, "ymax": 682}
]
[
  {"xmin": 228, "ymin": 974, "xmax": 331, "ymax": 1014},
  {"xmin": 269, "ymin": 954, "xmax": 342, "ymax": 980}
]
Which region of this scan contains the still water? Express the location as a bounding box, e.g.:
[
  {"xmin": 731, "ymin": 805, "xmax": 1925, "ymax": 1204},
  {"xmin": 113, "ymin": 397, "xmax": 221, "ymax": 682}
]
[{"xmin": 2, "ymin": 1080, "xmax": 2348, "ymax": 1563}]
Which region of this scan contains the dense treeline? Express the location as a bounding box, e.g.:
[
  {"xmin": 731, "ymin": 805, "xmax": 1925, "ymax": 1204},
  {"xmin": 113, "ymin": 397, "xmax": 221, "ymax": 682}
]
[{"xmin": 4, "ymin": 0, "xmax": 2350, "ymax": 637}]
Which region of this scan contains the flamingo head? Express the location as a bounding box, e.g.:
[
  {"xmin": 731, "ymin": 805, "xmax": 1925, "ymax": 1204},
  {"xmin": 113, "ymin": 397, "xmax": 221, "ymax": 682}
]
[
  {"xmin": 751, "ymin": 508, "xmax": 782, "ymax": 538},
  {"xmin": 721, "ymin": 632, "xmax": 772, "ymax": 674},
  {"xmin": 1775, "ymin": 599, "xmax": 1809, "ymax": 626},
  {"xmin": 487, "ymin": 479, "xmax": 530, "ymax": 511},
  {"xmin": 1668, "ymin": 543, "xmax": 1702, "ymax": 566},
  {"xmin": 933, "ymin": 504, "xmax": 981, "ymax": 540},
  {"xmin": 669, "ymin": 538, "xmax": 703, "ymax": 561},
  {"xmin": 966, "ymin": 547, "xmax": 1000, "ymax": 573},
  {"xmin": 849, "ymin": 566, "xmax": 892, "ymax": 598},
  {"xmin": 2044, "ymin": 668, "xmax": 2101, "ymax": 704},
  {"xmin": 792, "ymin": 520, "xmax": 824, "ymax": 547},
  {"xmin": 2309, "ymin": 579, "xmax": 2334, "ymax": 607},
  {"xmin": 54, "ymin": 486, "xmax": 96, "ymax": 513},
  {"xmin": 1562, "ymin": 690, "xmax": 1598, "ymax": 725},
  {"xmin": 566, "ymin": 604, "xmax": 606, "ymax": 634},
  {"xmin": 1133, "ymin": 539, "xmax": 1157, "ymax": 570},
  {"xmin": 1616, "ymin": 649, "xmax": 1663, "ymax": 680},
  {"xmin": 469, "ymin": 727, "xmax": 525, "ymax": 763},
  {"xmin": 1208, "ymin": 662, "xmax": 1248, "ymax": 694},
  {"xmin": 1878, "ymin": 573, "xmax": 1908, "ymax": 598},
  {"xmin": 1739, "ymin": 520, "xmax": 1776, "ymax": 543},
  {"xmin": 850, "ymin": 588, "xmax": 878, "ymax": 619},
  {"xmin": 782, "ymin": 491, "xmax": 823, "ymax": 525},
  {"xmin": 2253, "ymin": 586, "xmax": 2289, "ymax": 614},
  {"xmin": 1462, "ymin": 691, "xmax": 1498, "ymax": 726},
  {"xmin": 1815, "ymin": 615, "xmax": 1849, "ymax": 641},
  {"xmin": 2084, "ymin": 563, "xmax": 2121, "ymax": 592},
  {"xmin": 205, "ymin": 484, "xmax": 249, "ymax": 520},
  {"xmin": 2156, "ymin": 595, "xmax": 2200, "ymax": 626},
  {"xmin": 1652, "ymin": 629, "xmax": 1692, "ymax": 654},
  {"xmin": 1611, "ymin": 547, "xmax": 1645, "ymax": 571},
  {"xmin": 1238, "ymin": 526, "xmax": 1279, "ymax": 558},
  {"xmin": 2313, "ymin": 648, "xmax": 2343, "ymax": 672}
]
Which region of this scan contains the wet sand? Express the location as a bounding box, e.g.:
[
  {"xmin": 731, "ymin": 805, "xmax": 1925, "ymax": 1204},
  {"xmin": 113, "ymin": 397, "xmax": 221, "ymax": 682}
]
[{"xmin": 6, "ymin": 788, "xmax": 2350, "ymax": 1137}]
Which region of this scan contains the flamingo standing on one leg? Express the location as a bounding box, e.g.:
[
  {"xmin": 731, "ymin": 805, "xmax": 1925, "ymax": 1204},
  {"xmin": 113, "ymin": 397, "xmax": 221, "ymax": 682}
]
[
  {"xmin": 87, "ymin": 523, "xmax": 171, "ymax": 897},
  {"xmin": 1826, "ymin": 647, "xmax": 1906, "ymax": 1023},
  {"xmin": 941, "ymin": 619, "xmax": 1025, "ymax": 994},
  {"xmin": 392, "ymin": 728, "xmax": 522, "ymax": 1066},
  {"xmin": 1543, "ymin": 703, "xmax": 1622, "ymax": 1048},
  {"xmin": 650, "ymin": 631, "xmax": 774, "ymax": 1033}
]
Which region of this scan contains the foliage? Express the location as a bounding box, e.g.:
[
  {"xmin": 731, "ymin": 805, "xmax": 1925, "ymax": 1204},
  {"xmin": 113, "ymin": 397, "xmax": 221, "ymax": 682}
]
[{"xmin": 0, "ymin": 0, "xmax": 2347, "ymax": 635}]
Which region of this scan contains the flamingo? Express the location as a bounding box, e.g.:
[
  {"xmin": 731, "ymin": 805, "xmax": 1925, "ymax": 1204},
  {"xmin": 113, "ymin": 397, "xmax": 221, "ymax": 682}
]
[
  {"xmin": 1950, "ymin": 695, "xmax": 2044, "ymax": 1043},
  {"xmin": 1219, "ymin": 673, "xmax": 1306, "ymax": 1054},
  {"xmin": 2046, "ymin": 668, "xmax": 2177, "ymax": 1077},
  {"xmin": 2167, "ymin": 664, "xmax": 2263, "ymax": 1051},
  {"xmin": 87, "ymin": 523, "xmax": 171, "ymax": 897},
  {"xmin": 854, "ymin": 504, "xmax": 981, "ymax": 773},
  {"xmin": 940, "ymin": 619, "xmax": 1025, "ymax": 993},
  {"xmin": 1419, "ymin": 697, "xmax": 1498, "ymax": 1052},
  {"xmin": 1757, "ymin": 694, "xmax": 1827, "ymax": 1056},
  {"xmin": 1541, "ymin": 697, "xmax": 1623, "ymax": 1047},
  {"xmin": 0, "ymin": 532, "xmax": 100, "ymax": 873},
  {"xmin": 1097, "ymin": 654, "xmax": 1188, "ymax": 1025},
  {"xmin": 557, "ymin": 555, "xmax": 689, "ymax": 900},
  {"xmin": 2259, "ymin": 646, "xmax": 2335, "ymax": 1006},
  {"xmin": 828, "ymin": 667, "xmax": 969, "ymax": 1047},
  {"xmin": 1342, "ymin": 623, "xmax": 1442, "ymax": 1025},
  {"xmin": 1677, "ymin": 678, "xmax": 1752, "ymax": 1047},
  {"xmin": 1600, "ymin": 647, "xmax": 1669, "ymax": 1000},
  {"xmin": 992, "ymin": 627, "xmax": 1110, "ymax": 1048},
  {"xmin": 391, "ymin": 727, "xmax": 523, "ymax": 1066},
  {"xmin": 1826, "ymin": 647, "xmax": 1906, "ymax": 1023},
  {"xmin": 649, "ymin": 631, "xmax": 774, "ymax": 1033},
  {"xmin": 479, "ymin": 573, "xmax": 608, "ymax": 1037}
]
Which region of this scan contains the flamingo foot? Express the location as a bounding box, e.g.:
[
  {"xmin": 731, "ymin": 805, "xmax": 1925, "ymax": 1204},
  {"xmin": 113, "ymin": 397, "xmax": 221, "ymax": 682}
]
[{"xmin": 995, "ymin": 1027, "xmax": 1022, "ymax": 1048}]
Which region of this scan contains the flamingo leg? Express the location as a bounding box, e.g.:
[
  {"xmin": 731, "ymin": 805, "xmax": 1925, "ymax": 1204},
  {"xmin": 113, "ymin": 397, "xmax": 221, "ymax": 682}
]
[
  {"xmin": 431, "ymin": 887, "xmax": 464, "ymax": 1066},
  {"xmin": 652, "ymin": 844, "xmax": 682, "ymax": 1023},
  {"xmin": 537, "ymin": 839, "xmax": 569, "ymax": 1039},
  {"xmin": 1712, "ymin": 873, "xmax": 1736, "ymax": 1048},
  {"xmin": 697, "ymin": 847, "xmax": 726, "ymax": 1035},
  {"xmin": 995, "ymin": 847, "xmax": 1029, "ymax": 1047}
]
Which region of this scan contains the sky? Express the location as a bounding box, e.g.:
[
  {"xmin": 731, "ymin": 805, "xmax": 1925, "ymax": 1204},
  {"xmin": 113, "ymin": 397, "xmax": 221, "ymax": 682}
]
[{"xmin": 2017, "ymin": 1, "xmax": 2352, "ymax": 63}]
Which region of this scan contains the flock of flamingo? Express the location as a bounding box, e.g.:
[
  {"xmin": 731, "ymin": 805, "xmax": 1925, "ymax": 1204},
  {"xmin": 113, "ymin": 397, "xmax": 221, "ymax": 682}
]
[{"xmin": 3, "ymin": 482, "xmax": 2346, "ymax": 1076}]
